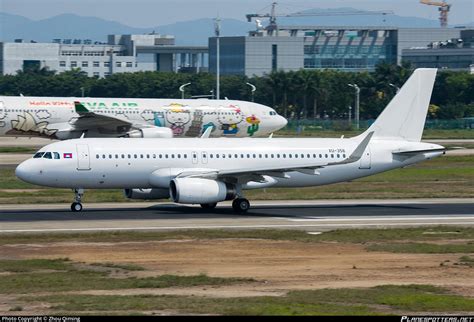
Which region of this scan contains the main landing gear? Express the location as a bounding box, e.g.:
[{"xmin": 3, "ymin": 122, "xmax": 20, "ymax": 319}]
[
  {"xmin": 232, "ymin": 198, "xmax": 250, "ymax": 213},
  {"xmin": 199, "ymin": 198, "xmax": 250, "ymax": 213},
  {"xmin": 71, "ymin": 188, "xmax": 84, "ymax": 212}
]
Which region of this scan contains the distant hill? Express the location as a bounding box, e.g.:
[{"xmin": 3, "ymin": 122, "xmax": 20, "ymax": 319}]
[{"xmin": 0, "ymin": 11, "xmax": 471, "ymax": 45}]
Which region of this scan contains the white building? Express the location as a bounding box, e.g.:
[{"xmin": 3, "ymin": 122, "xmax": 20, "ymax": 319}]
[{"xmin": 0, "ymin": 34, "xmax": 208, "ymax": 77}]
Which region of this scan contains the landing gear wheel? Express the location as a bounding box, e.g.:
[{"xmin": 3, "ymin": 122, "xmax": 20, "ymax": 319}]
[
  {"xmin": 200, "ymin": 203, "xmax": 217, "ymax": 209},
  {"xmin": 71, "ymin": 202, "xmax": 83, "ymax": 212},
  {"xmin": 71, "ymin": 188, "xmax": 84, "ymax": 213},
  {"xmin": 232, "ymin": 198, "xmax": 250, "ymax": 213}
]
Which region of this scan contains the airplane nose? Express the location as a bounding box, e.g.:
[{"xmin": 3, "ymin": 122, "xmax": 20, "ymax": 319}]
[
  {"xmin": 15, "ymin": 159, "xmax": 36, "ymax": 184},
  {"xmin": 277, "ymin": 115, "xmax": 288, "ymax": 129}
]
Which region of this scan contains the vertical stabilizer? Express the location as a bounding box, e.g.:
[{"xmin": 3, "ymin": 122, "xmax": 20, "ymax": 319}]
[{"xmin": 364, "ymin": 68, "xmax": 437, "ymax": 142}]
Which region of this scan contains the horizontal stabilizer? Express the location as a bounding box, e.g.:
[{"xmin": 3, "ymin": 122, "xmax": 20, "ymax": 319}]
[{"xmin": 392, "ymin": 147, "xmax": 445, "ymax": 155}]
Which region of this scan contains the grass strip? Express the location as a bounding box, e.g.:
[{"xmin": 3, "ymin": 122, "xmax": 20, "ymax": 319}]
[{"xmin": 2, "ymin": 227, "xmax": 474, "ymax": 246}]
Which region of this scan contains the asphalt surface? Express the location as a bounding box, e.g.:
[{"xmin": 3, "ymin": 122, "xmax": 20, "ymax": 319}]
[{"xmin": 1, "ymin": 199, "xmax": 473, "ymax": 233}]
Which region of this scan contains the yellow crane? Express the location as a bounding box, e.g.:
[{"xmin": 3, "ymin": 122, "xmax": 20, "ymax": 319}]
[{"xmin": 420, "ymin": 0, "xmax": 451, "ymax": 28}]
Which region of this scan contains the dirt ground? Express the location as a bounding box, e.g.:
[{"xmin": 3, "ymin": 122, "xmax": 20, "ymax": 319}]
[{"xmin": 2, "ymin": 238, "xmax": 474, "ymax": 302}]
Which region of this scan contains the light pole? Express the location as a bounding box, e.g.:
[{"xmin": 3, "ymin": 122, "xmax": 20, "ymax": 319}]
[
  {"xmin": 389, "ymin": 83, "xmax": 400, "ymax": 93},
  {"xmin": 80, "ymin": 87, "xmax": 85, "ymax": 97},
  {"xmin": 348, "ymin": 105, "xmax": 352, "ymax": 127},
  {"xmin": 348, "ymin": 83, "xmax": 360, "ymax": 130},
  {"xmin": 179, "ymin": 82, "xmax": 191, "ymax": 99},
  {"xmin": 214, "ymin": 18, "xmax": 221, "ymax": 100},
  {"xmin": 246, "ymin": 82, "xmax": 256, "ymax": 102}
]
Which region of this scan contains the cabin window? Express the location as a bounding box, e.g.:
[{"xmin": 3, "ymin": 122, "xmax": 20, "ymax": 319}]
[
  {"xmin": 241, "ymin": 154, "xmax": 244, "ymax": 158},
  {"xmin": 283, "ymin": 154, "xmax": 286, "ymax": 158},
  {"xmin": 258, "ymin": 154, "xmax": 262, "ymax": 158},
  {"xmin": 222, "ymin": 154, "xmax": 226, "ymax": 159},
  {"xmin": 102, "ymin": 154, "xmax": 106, "ymax": 159},
  {"xmin": 96, "ymin": 154, "xmax": 99, "ymax": 159},
  {"xmin": 184, "ymin": 154, "xmax": 187, "ymax": 159},
  {"xmin": 228, "ymin": 154, "xmax": 232, "ymax": 159},
  {"xmin": 146, "ymin": 154, "xmax": 150, "ymax": 159},
  {"xmin": 235, "ymin": 154, "xmax": 238, "ymax": 158},
  {"xmin": 177, "ymin": 154, "xmax": 181, "ymax": 159},
  {"xmin": 153, "ymin": 154, "xmax": 156, "ymax": 159},
  {"xmin": 331, "ymin": 154, "xmax": 334, "ymax": 158},
  {"xmin": 122, "ymin": 154, "xmax": 125, "ymax": 159},
  {"xmin": 216, "ymin": 154, "xmax": 219, "ymax": 159},
  {"xmin": 325, "ymin": 154, "xmax": 328, "ymax": 158},
  {"xmin": 210, "ymin": 154, "xmax": 214, "ymax": 158},
  {"xmin": 247, "ymin": 154, "xmax": 250, "ymax": 158},
  {"xmin": 337, "ymin": 154, "xmax": 340, "ymax": 158},
  {"xmin": 343, "ymin": 154, "xmax": 346, "ymax": 158},
  {"xmin": 253, "ymin": 154, "xmax": 256, "ymax": 158}
]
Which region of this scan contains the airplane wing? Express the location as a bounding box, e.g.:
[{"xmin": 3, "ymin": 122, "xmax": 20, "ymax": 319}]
[
  {"xmin": 177, "ymin": 132, "xmax": 374, "ymax": 184},
  {"xmin": 71, "ymin": 101, "xmax": 147, "ymax": 131}
]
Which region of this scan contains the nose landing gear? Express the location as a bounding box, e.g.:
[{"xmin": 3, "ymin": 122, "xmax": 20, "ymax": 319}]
[{"xmin": 71, "ymin": 188, "xmax": 84, "ymax": 212}]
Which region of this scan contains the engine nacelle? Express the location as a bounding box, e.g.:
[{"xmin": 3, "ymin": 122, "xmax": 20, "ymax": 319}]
[
  {"xmin": 170, "ymin": 178, "xmax": 237, "ymax": 204},
  {"xmin": 126, "ymin": 127, "xmax": 173, "ymax": 138},
  {"xmin": 124, "ymin": 188, "xmax": 169, "ymax": 200}
]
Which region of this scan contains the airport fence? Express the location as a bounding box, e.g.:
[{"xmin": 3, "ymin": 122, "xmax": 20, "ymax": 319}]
[{"xmin": 284, "ymin": 118, "xmax": 474, "ymax": 134}]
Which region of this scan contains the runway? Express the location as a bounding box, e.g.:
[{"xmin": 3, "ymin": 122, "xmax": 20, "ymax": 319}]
[{"xmin": 1, "ymin": 199, "xmax": 473, "ymax": 233}]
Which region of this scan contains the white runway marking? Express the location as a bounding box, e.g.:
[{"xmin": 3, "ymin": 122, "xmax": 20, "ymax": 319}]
[{"xmin": 282, "ymin": 215, "xmax": 474, "ymax": 222}]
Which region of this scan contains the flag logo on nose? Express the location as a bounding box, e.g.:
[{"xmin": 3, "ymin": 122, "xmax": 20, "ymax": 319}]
[{"xmin": 63, "ymin": 153, "xmax": 73, "ymax": 159}]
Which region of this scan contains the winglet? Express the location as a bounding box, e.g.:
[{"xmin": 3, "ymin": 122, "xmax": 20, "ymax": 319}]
[
  {"xmin": 345, "ymin": 131, "xmax": 374, "ymax": 163},
  {"xmin": 74, "ymin": 101, "xmax": 89, "ymax": 114},
  {"xmin": 200, "ymin": 126, "xmax": 213, "ymax": 138}
]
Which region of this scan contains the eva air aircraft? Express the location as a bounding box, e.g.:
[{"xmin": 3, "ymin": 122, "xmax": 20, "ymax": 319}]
[
  {"xmin": 16, "ymin": 69, "xmax": 445, "ymax": 213},
  {"xmin": 0, "ymin": 97, "xmax": 287, "ymax": 139}
]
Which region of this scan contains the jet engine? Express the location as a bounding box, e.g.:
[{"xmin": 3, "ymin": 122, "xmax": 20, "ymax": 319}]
[
  {"xmin": 124, "ymin": 188, "xmax": 169, "ymax": 200},
  {"xmin": 170, "ymin": 178, "xmax": 237, "ymax": 204},
  {"xmin": 126, "ymin": 127, "xmax": 173, "ymax": 138}
]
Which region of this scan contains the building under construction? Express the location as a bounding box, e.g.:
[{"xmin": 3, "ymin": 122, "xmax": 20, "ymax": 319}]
[{"xmin": 209, "ymin": 2, "xmax": 470, "ymax": 76}]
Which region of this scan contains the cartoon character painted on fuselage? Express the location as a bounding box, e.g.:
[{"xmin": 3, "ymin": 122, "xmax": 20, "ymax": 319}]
[
  {"xmin": 165, "ymin": 108, "xmax": 192, "ymax": 136},
  {"xmin": 217, "ymin": 106, "xmax": 244, "ymax": 135},
  {"xmin": 0, "ymin": 97, "xmax": 287, "ymax": 139}
]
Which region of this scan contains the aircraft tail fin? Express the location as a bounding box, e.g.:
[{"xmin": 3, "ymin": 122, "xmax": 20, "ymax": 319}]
[
  {"xmin": 363, "ymin": 68, "xmax": 437, "ymax": 142},
  {"xmin": 74, "ymin": 101, "xmax": 89, "ymax": 114}
]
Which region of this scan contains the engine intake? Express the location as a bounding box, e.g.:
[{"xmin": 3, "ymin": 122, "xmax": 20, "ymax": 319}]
[
  {"xmin": 124, "ymin": 188, "xmax": 169, "ymax": 200},
  {"xmin": 170, "ymin": 178, "xmax": 236, "ymax": 204},
  {"xmin": 126, "ymin": 127, "xmax": 173, "ymax": 138}
]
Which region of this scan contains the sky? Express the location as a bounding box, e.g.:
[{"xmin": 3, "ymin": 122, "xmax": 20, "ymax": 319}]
[{"xmin": 1, "ymin": 0, "xmax": 473, "ymax": 26}]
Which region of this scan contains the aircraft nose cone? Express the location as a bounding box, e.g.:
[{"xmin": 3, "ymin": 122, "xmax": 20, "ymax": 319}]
[
  {"xmin": 15, "ymin": 159, "xmax": 36, "ymax": 184},
  {"xmin": 277, "ymin": 115, "xmax": 288, "ymax": 129}
]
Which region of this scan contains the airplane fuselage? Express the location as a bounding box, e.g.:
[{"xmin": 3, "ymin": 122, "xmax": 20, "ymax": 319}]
[
  {"xmin": 0, "ymin": 96, "xmax": 286, "ymax": 139},
  {"xmin": 16, "ymin": 137, "xmax": 444, "ymax": 190}
]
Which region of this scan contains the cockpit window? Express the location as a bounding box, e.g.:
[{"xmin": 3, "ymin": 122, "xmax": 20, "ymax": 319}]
[
  {"xmin": 269, "ymin": 111, "xmax": 277, "ymax": 115},
  {"xmin": 43, "ymin": 152, "xmax": 52, "ymax": 159},
  {"xmin": 33, "ymin": 152, "xmax": 44, "ymax": 159},
  {"xmin": 53, "ymin": 152, "xmax": 60, "ymax": 159}
]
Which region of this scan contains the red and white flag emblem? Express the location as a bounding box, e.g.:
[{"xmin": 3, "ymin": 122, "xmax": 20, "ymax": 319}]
[{"xmin": 63, "ymin": 153, "xmax": 73, "ymax": 159}]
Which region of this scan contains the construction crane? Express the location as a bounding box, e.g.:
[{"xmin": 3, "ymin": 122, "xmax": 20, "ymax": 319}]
[
  {"xmin": 246, "ymin": 2, "xmax": 394, "ymax": 35},
  {"xmin": 419, "ymin": 0, "xmax": 451, "ymax": 28}
]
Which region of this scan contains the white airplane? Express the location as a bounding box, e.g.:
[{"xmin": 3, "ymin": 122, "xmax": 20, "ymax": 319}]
[
  {"xmin": 0, "ymin": 97, "xmax": 287, "ymax": 139},
  {"xmin": 16, "ymin": 69, "xmax": 445, "ymax": 213}
]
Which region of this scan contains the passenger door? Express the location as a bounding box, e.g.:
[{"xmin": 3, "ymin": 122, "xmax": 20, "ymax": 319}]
[
  {"xmin": 76, "ymin": 144, "xmax": 91, "ymax": 170},
  {"xmin": 359, "ymin": 146, "xmax": 371, "ymax": 169}
]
